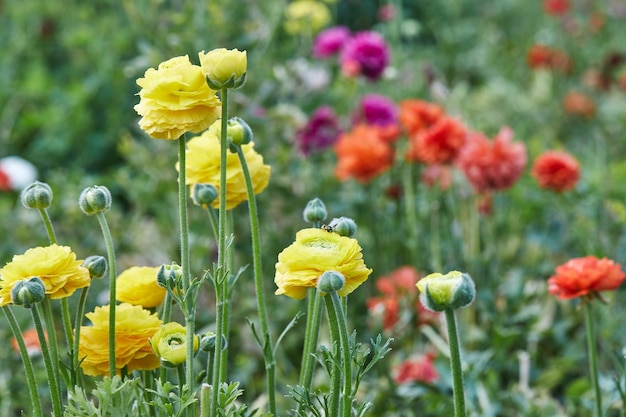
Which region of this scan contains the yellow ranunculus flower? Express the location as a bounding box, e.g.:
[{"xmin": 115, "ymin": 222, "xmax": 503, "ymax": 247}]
[
  {"xmin": 134, "ymin": 55, "xmax": 222, "ymax": 140},
  {"xmin": 116, "ymin": 266, "xmax": 166, "ymax": 308},
  {"xmin": 274, "ymin": 228, "xmax": 372, "ymax": 299},
  {"xmin": 78, "ymin": 303, "xmax": 162, "ymax": 376},
  {"xmin": 284, "ymin": 0, "xmax": 331, "ymax": 36},
  {"xmin": 198, "ymin": 48, "xmax": 247, "ymax": 89},
  {"xmin": 150, "ymin": 322, "xmax": 199, "ymax": 367},
  {"xmin": 182, "ymin": 128, "xmax": 271, "ymax": 210},
  {"xmin": 0, "ymin": 244, "xmax": 91, "ymax": 306}
]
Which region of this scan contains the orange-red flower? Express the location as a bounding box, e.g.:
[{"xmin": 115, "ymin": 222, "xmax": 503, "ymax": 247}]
[
  {"xmin": 455, "ymin": 126, "xmax": 527, "ymax": 193},
  {"xmin": 563, "ymin": 91, "xmax": 596, "ymax": 118},
  {"xmin": 398, "ymin": 99, "xmax": 444, "ymax": 136},
  {"xmin": 526, "ymin": 45, "xmax": 572, "ymax": 73},
  {"xmin": 548, "ymin": 256, "xmax": 626, "ymax": 300},
  {"xmin": 405, "ymin": 117, "xmax": 467, "ymax": 165},
  {"xmin": 531, "ymin": 150, "xmax": 580, "ymax": 192},
  {"xmin": 543, "ymin": 0, "xmax": 570, "ymax": 16},
  {"xmin": 11, "ymin": 328, "xmax": 46, "ymax": 357},
  {"xmin": 334, "ymin": 124, "xmax": 394, "ymax": 183},
  {"xmin": 394, "ymin": 353, "xmax": 439, "ymax": 384}
]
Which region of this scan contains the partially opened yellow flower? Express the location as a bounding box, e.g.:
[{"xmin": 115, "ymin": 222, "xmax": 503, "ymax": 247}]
[
  {"xmin": 0, "ymin": 244, "xmax": 91, "ymax": 306},
  {"xmin": 284, "ymin": 0, "xmax": 331, "ymax": 35},
  {"xmin": 134, "ymin": 55, "xmax": 222, "ymax": 140},
  {"xmin": 78, "ymin": 303, "xmax": 162, "ymax": 376},
  {"xmin": 198, "ymin": 48, "xmax": 247, "ymax": 89},
  {"xmin": 274, "ymin": 228, "xmax": 372, "ymax": 299},
  {"xmin": 182, "ymin": 128, "xmax": 271, "ymax": 210},
  {"xmin": 150, "ymin": 322, "xmax": 199, "ymax": 367},
  {"xmin": 116, "ymin": 266, "xmax": 166, "ymax": 308}
]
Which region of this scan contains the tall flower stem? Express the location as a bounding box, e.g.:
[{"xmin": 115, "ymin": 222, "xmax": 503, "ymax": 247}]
[
  {"xmin": 324, "ymin": 291, "xmax": 352, "ymax": 417},
  {"xmin": 298, "ymin": 289, "xmax": 324, "ymax": 393},
  {"xmin": 95, "ymin": 211, "xmax": 117, "ymax": 378},
  {"xmin": 584, "ymin": 300, "xmax": 603, "ymax": 417},
  {"xmin": 234, "ymin": 144, "xmax": 276, "ymax": 415},
  {"xmin": 32, "ymin": 302, "xmax": 63, "ymax": 417},
  {"xmin": 2, "ymin": 306, "xmax": 42, "ymax": 417},
  {"xmin": 72, "ymin": 286, "xmax": 90, "ymax": 387},
  {"xmin": 211, "ymin": 87, "xmax": 230, "ymax": 416},
  {"xmin": 41, "ymin": 298, "xmax": 62, "ymax": 398},
  {"xmin": 444, "ymin": 308, "xmax": 466, "ymax": 417}
]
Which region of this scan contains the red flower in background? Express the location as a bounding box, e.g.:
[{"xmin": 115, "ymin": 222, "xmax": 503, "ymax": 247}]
[
  {"xmin": 543, "ymin": 0, "xmax": 570, "ymax": 16},
  {"xmin": 563, "ymin": 91, "xmax": 596, "ymax": 118},
  {"xmin": 405, "ymin": 117, "xmax": 467, "ymax": 165},
  {"xmin": 526, "ymin": 44, "xmax": 572, "ymax": 73},
  {"xmin": 394, "ymin": 353, "xmax": 439, "ymax": 384},
  {"xmin": 455, "ymin": 126, "xmax": 527, "ymax": 193},
  {"xmin": 398, "ymin": 99, "xmax": 444, "ymax": 136},
  {"xmin": 421, "ymin": 164, "xmax": 452, "ymax": 190},
  {"xmin": 334, "ymin": 124, "xmax": 394, "ymax": 183},
  {"xmin": 531, "ymin": 150, "xmax": 580, "ymax": 192},
  {"xmin": 12, "ymin": 328, "xmax": 46, "ymax": 357},
  {"xmin": 548, "ymin": 256, "xmax": 626, "ymax": 300}
]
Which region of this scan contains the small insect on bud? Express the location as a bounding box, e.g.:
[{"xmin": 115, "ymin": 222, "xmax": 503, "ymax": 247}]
[
  {"xmin": 192, "ymin": 183, "xmax": 218, "ymax": 208},
  {"xmin": 20, "ymin": 181, "xmax": 53, "ymax": 209},
  {"xmin": 416, "ymin": 271, "xmax": 476, "ymax": 312},
  {"xmin": 82, "ymin": 256, "xmax": 108, "ymax": 279},
  {"xmin": 328, "ymin": 217, "xmax": 357, "ymax": 237},
  {"xmin": 78, "ymin": 185, "xmax": 112, "ymax": 216},
  {"xmin": 303, "ymin": 198, "xmax": 327, "ymax": 224},
  {"xmin": 318, "ymin": 270, "xmax": 346, "ymax": 293},
  {"xmin": 11, "ymin": 277, "xmax": 46, "ymax": 308}
]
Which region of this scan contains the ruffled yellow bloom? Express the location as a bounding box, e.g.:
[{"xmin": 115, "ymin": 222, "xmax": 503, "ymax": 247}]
[
  {"xmin": 183, "ymin": 128, "xmax": 271, "ymax": 210},
  {"xmin": 198, "ymin": 48, "xmax": 247, "ymax": 89},
  {"xmin": 78, "ymin": 303, "xmax": 162, "ymax": 376},
  {"xmin": 134, "ymin": 55, "xmax": 222, "ymax": 140},
  {"xmin": 0, "ymin": 244, "xmax": 90, "ymax": 306},
  {"xmin": 150, "ymin": 322, "xmax": 199, "ymax": 367},
  {"xmin": 284, "ymin": 0, "xmax": 331, "ymax": 35},
  {"xmin": 274, "ymin": 228, "xmax": 372, "ymax": 299},
  {"xmin": 116, "ymin": 266, "xmax": 166, "ymax": 308}
]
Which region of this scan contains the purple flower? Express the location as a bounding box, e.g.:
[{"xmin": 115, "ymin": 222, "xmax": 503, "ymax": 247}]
[
  {"xmin": 340, "ymin": 31, "xmax": 390, "ymax": 81},
  {"xmin": 313, "ymin": 26, "xmax": 351, "ymax": 59},
  {"xmin": 353, "ymin": 94, "xmax": 397, "ymax": 127},
  {"xmin": 296, "ymin": 106, "xmax": 342, "ymax": 156}
]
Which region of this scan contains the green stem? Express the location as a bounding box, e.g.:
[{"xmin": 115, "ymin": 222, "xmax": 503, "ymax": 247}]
[
  {"xmin": 584, "ymin": 300, "xmax": 603, "ymax": 417},
  {"xmin": 402, "ymin": 160, "xmax": 419, "ymax": 264},
  {"xmin": 95, "ymin": 211, "xmax": 117, "ymax": 378},
  {"xmin": 2, "ymin": 306, "xmax": 42, "ymax": 417},
  {"xmin": 298, "ymin": 289, "xmax": 324, "ymax": 391},
  {"xmin": 37, "ymin": 207, "xmax": 57, "ymax": 245},
  {"xmin": 211, "ymin": 87, "xmax": 230, "ymax": 416},
  {"xmin": 41, "ymin": 298, "xmax": 62, "ymax": 397},
  {"xmin": 159, "ymin": 291, "xmax": 173, "ymax": 382},
  {"xmin": 444, "ymin": 308, "xmax": 466, "ymax": 417},
  {"xmin": 234, "ymin": 144, "xmax": 276, "ymax": 415},
  {"xmin": 72, "ymin": 286, "xmax": 90, "ymax": 387},
  {"xmin": 324, "ymin": 292, "xmax": 352, "ymax": 417},
  {"xmin": 32, "ymin": 303, "xmax": 63, "ymax": 417},
  {"xmin": 201, "ymin": 383, "xmax": 211, "ymax": 417}
]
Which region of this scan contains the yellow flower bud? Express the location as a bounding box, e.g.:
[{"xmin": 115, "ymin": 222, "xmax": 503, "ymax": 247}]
[
  {"xmin": 150, "ymin": 322, "xmax": 199, "ymax": 367},
  {"xmin": 198, "ymin": 48, "xmax": 247, "ymax": 89},
  {"xmin": 416, "ymin": 271, "xmax": 476, "ymax": 311}
]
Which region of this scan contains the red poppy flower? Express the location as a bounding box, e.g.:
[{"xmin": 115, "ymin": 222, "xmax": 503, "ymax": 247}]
[
  {"xmin": 406, "ymin": 117, "xmax": 467, "ymax": 165},
  {"xmin": 548, "ymin": 256, "xmax": 626, "ymax": 300},
  {"xmin": 394, "ymin": 354, "xmax": 439, "ymax": 384},
  {"xmin": 531, "ymin": 150, "xmax": 580, "ymax": 192},
  {"xmin": 334, "ymin": 124, "xmax": 394, "ymax": 183},
  {"xmin": 398, "ymin": 99, "xmax": 444, "ymax": 136}
]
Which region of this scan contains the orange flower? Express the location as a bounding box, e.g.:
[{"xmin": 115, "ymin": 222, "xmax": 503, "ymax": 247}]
[
  {"xmin": 405, "ymin": 117, "xmax": 467, "ymax": 165},
  {"xmin": 526, "ymin": 45, "xmax": 572, "ymax": 73},
  {"xmin": 563, "ymin": 91, "xmax": 596, "ymax": 118},
  {"xmin": 334, "ymin": 124, "xmax": 394, "ymax": 183},
  {"xmin": 548, "ymin": 256, "xmax": 626, "ymax": 300},
  {"xmin": 455, "ymin": 126, "xmax": 527, "ymax": 193},
  {"xmin": 531, "ymin": 150, "xmax": 580, "ymax": 192},
  {"xmin": 394, "ymin": 353, "xmax": 439, "ymax": 384},
  {"xmin": 11, "ymin": 328, "xmax": 46, "ymax": 357},
  {"xmin": 398, "ymin": 99, "xmax": 444, "ymax": 136}
]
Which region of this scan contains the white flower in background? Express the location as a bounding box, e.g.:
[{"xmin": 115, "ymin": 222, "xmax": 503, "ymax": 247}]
[{"xmin": 0, "ymin": 156, "xmax": 38, "ymax": 191}]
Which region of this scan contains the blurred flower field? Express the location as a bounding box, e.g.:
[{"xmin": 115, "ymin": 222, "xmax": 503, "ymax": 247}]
[{"xmin": 2, "ymin": 0, "xmax": 626, "ymax": 416}]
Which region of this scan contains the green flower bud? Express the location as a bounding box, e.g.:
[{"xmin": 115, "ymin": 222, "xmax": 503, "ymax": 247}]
[
  {"xmin": 192, "ymin": 183, "xmax": 218, "ymax": 208},
  {"xmin": 78, "ymin": 185, "xmax": 112, "ymax": 216},
  {"xmin": 303, "ymin": 198, "xmax": 327, "ymax": 224},
  {"xmin": 416, "ymin": 271, "xmax": 476, "ymax": 312},
  {"xmin": 82, "ymin": 256, "xmax": 107, "ymax": 279},
  {"xmin": 11, "ymin": 277, "xmax": 46, "ymax": 308},
  {"xmin": 227, "ymin": 117, "xmax": 253, "ymax": 145},
  {"xmin": 20, "ymin": 181, "xmax": 53, "ymax": 209},
  {"xmin": 318, "ymin": 270, "xmax": 346, "ymax": 293},
  {"xmin": 328, "ymin": 217, "xmax": 357, "ymax": 237},
  {"xmin": 156, "ymin": 263, "xmax": 182, "ymax": 289}
]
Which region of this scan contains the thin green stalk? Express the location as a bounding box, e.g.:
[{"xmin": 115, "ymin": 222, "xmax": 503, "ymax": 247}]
[
  {"xmin": 32, "ymin": 302, "xmax": 63, "ymax": 417},
  {"xmin": 234, "ymin": 144, "xmax": 276, "ymax": 414},
  {"xmin": 41, "ymin": 298, "xmax": 62, "ymax": 397},
  {"xmin": 324, "ymin": 292, "xmax": 352, "ymax": 417},
  {"xmin": 95, "ymin": 211, "xmax": 117, "ymax": 378},
  {"xmin": 2, "ymin": 306, "xmax": 42, "ymax": 417},
  {"xmin": 72, "ymin": 286, "xmax": 90, "ymax": 387},
  {"xmin": 584, "ymin": 300, "xmax": 603, "ymax": 417},
  {"xmin": 201, "ymin": 383, "xmax": 211, "ymax": 417},
  {"xmin": 402, "ymin": 160, "xmax": 419, "ymax": 263},
  {"xmin": 37, "ymin": 207, "xmax": 57, "ymax": 244},
  {"xmin": 211, "ymin": 87, "xmax": 230, "ymax": 416},
  {"xmin": 444, "ymin": 308, "xmax": 466, "ymax": 417},
  {"xmin": 298, "ymin": 289, "xmax": 324, "ymax": 391},
  {"xmin": 159, "ymin": 291, "xmax": 173, "ymax": 382}
]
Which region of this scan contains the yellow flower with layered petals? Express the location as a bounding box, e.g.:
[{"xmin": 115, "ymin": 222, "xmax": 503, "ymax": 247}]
[
  {"xmin": 78, "ymin": 303, "xmax": 162, "ymax": 376},
  {"xmin": 284, "ymin": 0, "xmax": 331, "ymax": 36},
  {"xmin": 182, "ymin": 129, "xmax": 271, "ymax": 210},
  {"xmin": 116, "ymin": 266, "xmax": 166, "ymax": 308},
  {"xmin": 0, "ymin": 244, "xmax": 90, "ymax": 306},
  {"xmin": 274, "ymin": 228, "xmax": 372, "ymax": 299},
  {"xmin": 150, "ymin": 322, "xmax": 199, "ymax": 366},
  {"xmin": 134, "ymin": 55, "xmax": 222, "ymax": 140},
  {"xmin": 198, "ymin": 48, "xmax": 247, "ymax": 89}
]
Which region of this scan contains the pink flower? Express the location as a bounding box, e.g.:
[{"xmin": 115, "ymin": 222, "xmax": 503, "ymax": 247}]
[
  {"xmin": 352, "ymin": 94, "xmax": 397, "ymax": 127},
  {"xmin": 296, "ymin": 106, "xmax": 342, "ymax": 156},
  {"xmin": 394, "ymin": 354, "xmax": 439, "ymax": 384},
  {"xmin": 340, "ymin": 31, "xmax": 390, "ymax": 81},
  {"xmin": 312, "ymin": 26, "xmax": 351, "ymax": 59}
]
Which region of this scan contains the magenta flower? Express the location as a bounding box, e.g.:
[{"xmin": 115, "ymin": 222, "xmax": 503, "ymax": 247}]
[
  {"xmin": 353, "ymin": 94, "xmax": 397, "ymax": 127},
  {"xmin": 340, "ymin": 31, "xmax": 390, "ymax": 81},
  {"xmin": 296, "ymin": 106, "xmax": 342, "ymax": 156},
  {"xmin": 312, "ymin": 26, "xmax": 351, "ymax": 59}
]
